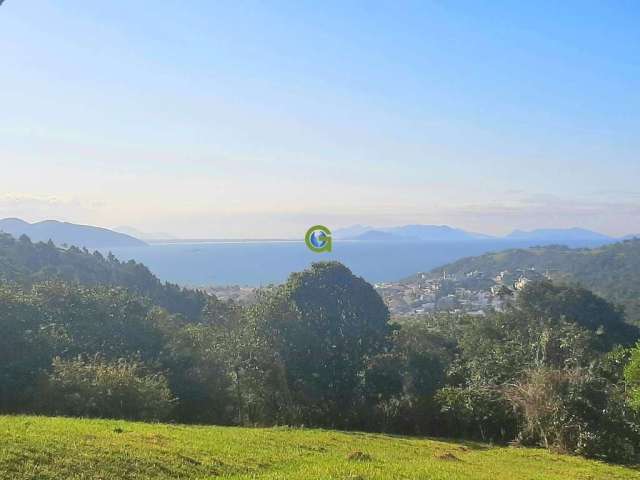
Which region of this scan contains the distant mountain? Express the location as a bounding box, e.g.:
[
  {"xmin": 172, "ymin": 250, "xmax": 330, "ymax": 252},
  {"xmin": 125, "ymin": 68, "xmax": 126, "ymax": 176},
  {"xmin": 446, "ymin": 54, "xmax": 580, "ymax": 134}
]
[
  {"xmin": 337, "ymin": 224, "xmax": 620, "ymax": 245},
  {"xmin": 352, "ymin": 230, "xmax": 398, "ymax": 241},
  {"xmin": 114, "ymin": 225, "xmax": 176, "ymax": 241},
  {"xmin": 0, "ymin": 218, "xmax": 147, "ymax": 249},
  {"xmin": 505, "ymin": 228, "xmax": 613, "ymax": 243},
  {"xmin": 385, "ymin": 224, "xmax": 493, "ymax": 241},
  {"xmin": 621, "ymin": 234, "xmax": 640, "ymax": 241},
  {"xmin": 337, "ymin": 224, "xmax": 493, "ymax": 242},
  {"xmin": 333, "ymin": 225, "xmax": 374, "ymax": 239},
  {"xmin": 416, "ymin": 239, "xmax": 640, "ymax": 324}
]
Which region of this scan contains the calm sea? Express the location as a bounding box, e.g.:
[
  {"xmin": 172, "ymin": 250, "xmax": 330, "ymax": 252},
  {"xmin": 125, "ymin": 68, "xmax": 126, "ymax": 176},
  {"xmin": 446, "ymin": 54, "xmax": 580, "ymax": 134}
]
[{"xmin": 106, "ymin": 239, "xmax": 609, "ymax": 287}]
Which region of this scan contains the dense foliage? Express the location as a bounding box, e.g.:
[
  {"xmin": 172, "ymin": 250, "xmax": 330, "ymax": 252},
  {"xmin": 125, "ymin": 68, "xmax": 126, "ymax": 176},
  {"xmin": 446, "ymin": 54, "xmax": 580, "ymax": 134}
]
[
  {"xmin": 626, "ymin": 343, "xmax": 640, "ymax": 412},
  {"xmin": 40, "ymin": 356, "xmax": 174, "ymax": 421},
  {"xmin": 1, "ymin": 235, "xmax": 639, "ymax": 464},
  {"xmin": 0, "ymin": 232, "xmax": 207, "ymax": 318}
]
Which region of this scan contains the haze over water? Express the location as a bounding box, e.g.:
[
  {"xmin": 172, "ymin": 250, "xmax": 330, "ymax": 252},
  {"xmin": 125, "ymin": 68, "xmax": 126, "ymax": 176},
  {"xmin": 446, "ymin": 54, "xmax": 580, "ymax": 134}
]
[{"xmin": 107, "ymin": 238, "xmax": 611, "ymax": 287}]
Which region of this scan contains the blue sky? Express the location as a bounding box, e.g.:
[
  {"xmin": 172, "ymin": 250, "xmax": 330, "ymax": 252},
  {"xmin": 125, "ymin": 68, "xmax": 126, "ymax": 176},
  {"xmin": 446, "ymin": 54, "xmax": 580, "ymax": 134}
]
[{"xmin": 2, "ymin": 1, "xmax": 639, "ymax": 237}]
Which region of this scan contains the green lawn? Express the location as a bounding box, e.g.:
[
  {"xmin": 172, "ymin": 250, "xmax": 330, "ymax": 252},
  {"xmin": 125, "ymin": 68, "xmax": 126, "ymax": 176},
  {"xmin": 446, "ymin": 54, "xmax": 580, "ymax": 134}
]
[{"xmin": 0, "ymin": 416, "xmax": 637, "ymax": 479}]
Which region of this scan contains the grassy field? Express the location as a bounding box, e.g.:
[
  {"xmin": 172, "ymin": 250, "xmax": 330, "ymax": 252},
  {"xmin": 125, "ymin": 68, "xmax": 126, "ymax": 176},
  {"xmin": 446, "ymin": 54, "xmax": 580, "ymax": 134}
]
[{"xmin": 0, "ymin": 416, "xmax": 638, "ymax": 479}]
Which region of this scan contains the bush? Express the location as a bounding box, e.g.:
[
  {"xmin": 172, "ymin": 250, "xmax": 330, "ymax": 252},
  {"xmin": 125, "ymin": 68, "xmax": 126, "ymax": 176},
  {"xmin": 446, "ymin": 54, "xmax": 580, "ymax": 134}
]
[
  {"xmin": 40, "ymin": 356, "xmax": 174, "ymax": 421},
  {"xmin": 435, "ymin": 385, "xmax": 517, "ymax": 443},
  {"xmin": 504, "ymin": 368, "xmax": 574, "ymax": 450},
  {"xmin": 506, "ymin": 367, "xmax": 640, "ymax": 463},
  {"xmin": 625, "ymin": 342, "xmax": 640, "ymax": 411}
]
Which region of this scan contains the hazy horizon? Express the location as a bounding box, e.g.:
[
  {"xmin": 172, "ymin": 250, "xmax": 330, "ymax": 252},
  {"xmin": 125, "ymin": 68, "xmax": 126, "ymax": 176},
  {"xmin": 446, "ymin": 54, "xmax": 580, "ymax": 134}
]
[
  {"xmin": 1, "ymin": 216, "xmax": 637, "ymax": 242},
  {"xmin": 3, "ymin": 2, "xmax": 639, "ymax": 238}
]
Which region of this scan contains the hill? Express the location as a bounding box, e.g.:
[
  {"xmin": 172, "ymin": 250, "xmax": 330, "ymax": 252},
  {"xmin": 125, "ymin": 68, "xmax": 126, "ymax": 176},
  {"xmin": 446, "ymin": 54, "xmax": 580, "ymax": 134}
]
[
  {"xmin": 505, "ymin": 228, "xmax": 613, "ymax": 243},
  {"xmin": 0, "ymin": 232, "xmax": 206, "ymax": 319},
  {"xmin": 337, "ymin": 224, "xmax": 492, "ymax": 242},
  {"xmin": 352, "ymin": 230, "xmax": 398, "ymax": 241},
  {"xmin": 335, "ymin": 224, "xmax": 618, "ymax": 245},
  {"xmin": 0, "ymin": 218, "xmax": 146, "ymax": 248},
  {"xmin": 1, "ymin": 415, "xmax": 637, "ymax": 480},
  {"xmin": 421, "ymin": 239, "xmax": 640, "ymax": 322},
  {"xmin": 388, "ymin": 224, "xmax": 493, "ymax": 241}
]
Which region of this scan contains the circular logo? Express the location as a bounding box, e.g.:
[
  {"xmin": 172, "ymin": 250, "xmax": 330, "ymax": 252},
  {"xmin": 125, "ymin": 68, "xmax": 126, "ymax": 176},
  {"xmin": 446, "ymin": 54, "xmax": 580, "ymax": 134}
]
[{"xmin": 305, "ymin": 225, "xmax": 332, "ymax": 253}]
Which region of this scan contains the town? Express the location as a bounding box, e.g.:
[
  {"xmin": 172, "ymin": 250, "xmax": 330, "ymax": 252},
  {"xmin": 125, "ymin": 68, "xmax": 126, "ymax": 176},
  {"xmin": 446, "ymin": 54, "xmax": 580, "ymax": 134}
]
[
  {"xmin": 206, "ymin": 267, "xmax": 550, "ymax": 318},
  {"xmin": 374, "ymin": 267, "xmax": 550, "ymax": 317}
]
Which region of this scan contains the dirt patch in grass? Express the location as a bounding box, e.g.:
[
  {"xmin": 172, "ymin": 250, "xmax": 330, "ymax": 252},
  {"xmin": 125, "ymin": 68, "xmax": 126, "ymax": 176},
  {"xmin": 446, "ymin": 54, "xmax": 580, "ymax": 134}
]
[
  {"xmin": 176, "ymin": 454, "xmax": 202, "ymax": 465},
  {"xmin": 436, "ymin": 452, "xmax": 461, "ymax": 461},
  {"xmin": 142, "ymin": 433, "xmax": 171, "ymax": 445},
  {"xmin": 347, "ymin": 451, "xmax": 372, "ymax": 462},
  {"xmin": 297, "ymin": 444, "xmax": 327, "ymax": 453}
]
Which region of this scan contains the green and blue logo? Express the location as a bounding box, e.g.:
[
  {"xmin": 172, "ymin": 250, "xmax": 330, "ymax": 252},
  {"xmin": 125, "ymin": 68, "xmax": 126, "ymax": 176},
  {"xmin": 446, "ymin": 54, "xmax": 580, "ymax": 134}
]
[{"xmin": 305, "ymin": 225, "xmax": 332, "ymax": 253}]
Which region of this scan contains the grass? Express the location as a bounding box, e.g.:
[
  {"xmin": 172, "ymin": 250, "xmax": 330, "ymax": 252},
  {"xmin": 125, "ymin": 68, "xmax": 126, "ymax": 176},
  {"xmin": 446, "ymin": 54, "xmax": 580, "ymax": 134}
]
[{"xmin": 0, "ymin": 416, "xmax": 638, "ymax": 479}]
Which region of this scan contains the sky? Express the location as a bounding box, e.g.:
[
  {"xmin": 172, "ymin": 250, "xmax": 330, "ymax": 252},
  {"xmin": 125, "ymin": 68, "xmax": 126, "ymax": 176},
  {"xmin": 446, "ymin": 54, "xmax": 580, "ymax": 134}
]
[{"xmin": 1, "ymin": 1, "xmax": 639, "ymax": 238}]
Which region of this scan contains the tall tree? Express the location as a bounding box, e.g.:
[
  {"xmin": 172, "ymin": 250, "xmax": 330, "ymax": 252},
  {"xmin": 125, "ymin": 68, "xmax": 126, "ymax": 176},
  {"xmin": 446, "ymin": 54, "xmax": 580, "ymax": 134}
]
[{"xmin": 253, "ymin": 262, "xmax": 391, "ymax": 427}]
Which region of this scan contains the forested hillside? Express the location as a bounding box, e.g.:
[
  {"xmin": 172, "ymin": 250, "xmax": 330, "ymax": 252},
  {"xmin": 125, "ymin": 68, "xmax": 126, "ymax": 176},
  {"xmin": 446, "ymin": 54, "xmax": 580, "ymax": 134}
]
[
  {"xmin": 423, "ymin": 239, "xmax": 640, "ymax": 323},
  {"xmin": 0, "ymin": 233, "xmax": 207, "ymax": 319}
]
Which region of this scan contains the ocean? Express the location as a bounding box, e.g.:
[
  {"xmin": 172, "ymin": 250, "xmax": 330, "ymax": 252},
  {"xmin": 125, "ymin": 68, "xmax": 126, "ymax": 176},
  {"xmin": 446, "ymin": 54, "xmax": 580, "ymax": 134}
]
[{"xmin": 106, "ymin": 239, "xmax": 610, "ymax": 287}]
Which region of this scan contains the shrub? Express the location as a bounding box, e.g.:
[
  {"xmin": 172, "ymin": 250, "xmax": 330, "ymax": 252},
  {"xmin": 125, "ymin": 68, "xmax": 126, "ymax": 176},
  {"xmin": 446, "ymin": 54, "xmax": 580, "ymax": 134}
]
[
  {"xmin": 506, "ymin": 367, "xmax": 640, "ymax": 463},
  {"xmin": 504, "ymin": 369, "xmax": 572, "ymax": 450},
  {"xmin": 40, "ymin": 355, "xmax": 174, "ymax": 421},
  {"xmin": 624, "ymin": 342, "xmax": 640, "ymax": 411},
  {"xmin": 435, "ymin": 385, "xmax": 517, "ymax": 443}
]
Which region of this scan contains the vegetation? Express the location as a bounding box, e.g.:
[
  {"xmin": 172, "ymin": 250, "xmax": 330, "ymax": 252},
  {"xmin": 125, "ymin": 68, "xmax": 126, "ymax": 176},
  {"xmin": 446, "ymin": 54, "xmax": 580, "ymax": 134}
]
[
  {"xmin": 1, "ymin": 415, "xmax": 639, "ymax": 480},
  {"xmin": 423, "ymin": 238, "xmax": 640, "ymax": 324},
  {"xmin": 626, "ymin": 343, "xmax": 640, "ymax": 412},
  {"xmin": 40, "ymin": 356, "xmax": 174, "ymax": 421},
  {"xmin": 1, "ymin": 234, "xmax": 640, "ymax": 468},
  {"xmin": 0, "ymin": 232, "xmax": 207, "ymax": 318}
]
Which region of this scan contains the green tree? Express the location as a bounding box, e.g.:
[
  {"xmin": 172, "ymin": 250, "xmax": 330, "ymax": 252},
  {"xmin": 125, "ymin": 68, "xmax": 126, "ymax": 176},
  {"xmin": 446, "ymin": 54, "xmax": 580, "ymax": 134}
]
[
  {"xmin": 516, "ymin": 280, "xmax": 637, "ymax": 346},
  {"xmin": 161, "ymin": 322, "xmax": 235, "ymax": 424},
  {"xmin": 0, "ymin": 285, "xmax": 59, "ymax": 411},
  {"xmin": 252, "ymin": 262, "xmax": 391, "ymax": 427}
]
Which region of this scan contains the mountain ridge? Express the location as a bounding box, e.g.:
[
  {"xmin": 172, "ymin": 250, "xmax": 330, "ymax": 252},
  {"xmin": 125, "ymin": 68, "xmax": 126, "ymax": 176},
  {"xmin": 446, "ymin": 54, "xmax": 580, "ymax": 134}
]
[
  {"xmin": 0, "ymin": 218, "xmax": 147, "ymax": 248},
  {"xmin": 505, "ymin": 227, "xmax": 613, "ymax": 242},
  {"xmin": 335, "ymin": 224, "xmax": 619, "ymax": 243}
]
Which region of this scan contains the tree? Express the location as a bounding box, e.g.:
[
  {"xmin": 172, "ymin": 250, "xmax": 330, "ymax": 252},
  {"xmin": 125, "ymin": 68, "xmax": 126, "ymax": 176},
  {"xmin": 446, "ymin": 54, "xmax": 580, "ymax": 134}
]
[
  {"xmin": 516, "ymin": 280, "xmax": 638, "ymax": 347},
  {"xmin": 161, "ymin": 322, "xmax": 234, "ymax": 424},
  {"xmin": 252, "ymin": 262, "xmax": 391, "ymax": 427},
  {"xmin": 0, "ymin": 285, "xmax": 58, "ymax": 412}
]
